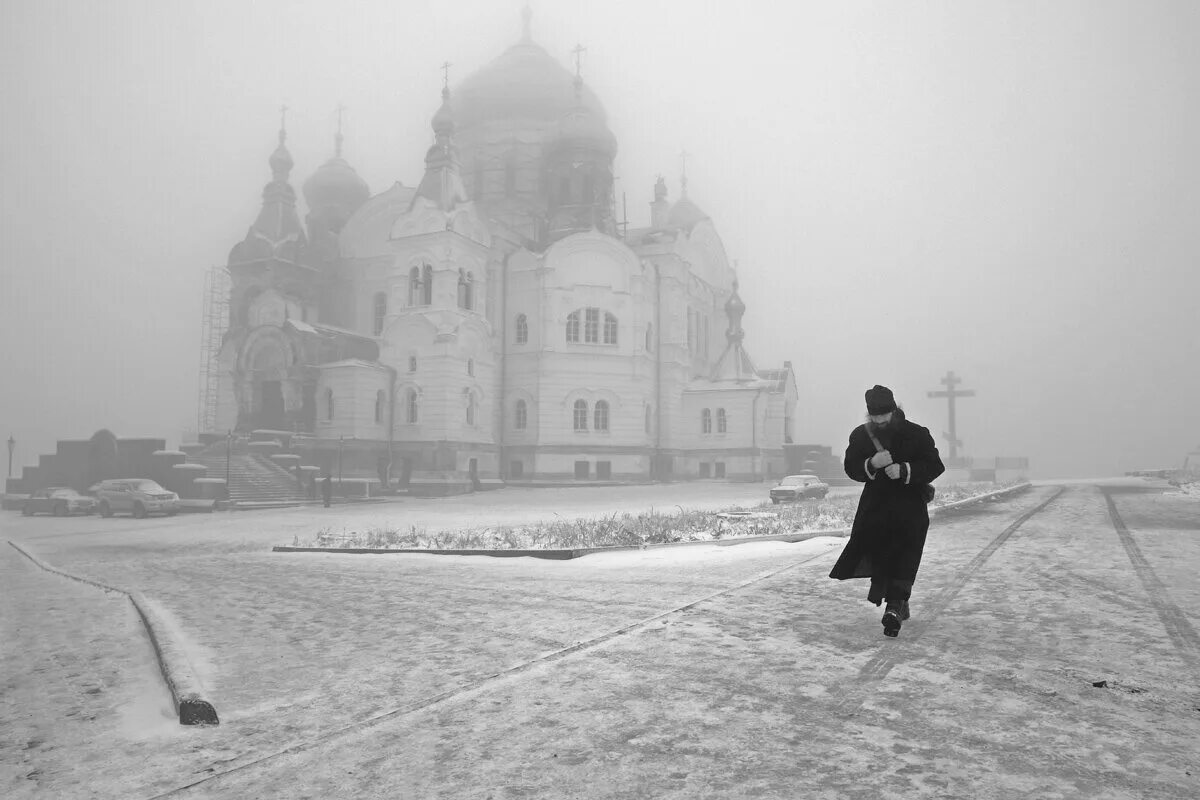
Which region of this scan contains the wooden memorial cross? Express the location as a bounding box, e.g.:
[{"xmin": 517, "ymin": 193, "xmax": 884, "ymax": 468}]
[{"xmin": 926, "ymin": 370, "xmax": 975, "ymax": 461}]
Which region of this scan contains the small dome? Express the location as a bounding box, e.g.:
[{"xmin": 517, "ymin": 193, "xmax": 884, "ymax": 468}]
[
  {"xmin": 431, "ymin": 87, "xmax": 455, "ymax": 137},
  {"xmin": 453, "ymin": 40, "xmax": 608, "ymax": 129},
  {"xmin": 667, "ymin": 195, "xmax": 710, "ymax": 231},
  {"xmin": 269, "ymin": 140, "xmax": 293, "ymax": 179},
  {"xmin": 303, "ymin": 156, "xmax": 369, "ymax": 212}
]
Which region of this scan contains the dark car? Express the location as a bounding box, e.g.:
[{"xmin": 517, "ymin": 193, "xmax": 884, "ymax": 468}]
[
  {"xmin": 769, "ymin": 474, "xmax": 830, "ymax": 504},
  {"xmin": 22, "ymin": 487, "xmax": 97, "ymax": 516}
]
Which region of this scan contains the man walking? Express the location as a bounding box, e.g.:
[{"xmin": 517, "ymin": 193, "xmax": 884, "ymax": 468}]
[{"xmin": 830, "ymin": 385, "xmax": 945, "ymax": 637}]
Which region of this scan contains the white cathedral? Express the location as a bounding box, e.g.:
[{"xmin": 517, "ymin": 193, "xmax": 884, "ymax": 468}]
[{"xmin": 211, "ymin": 12, "xmax": 798, "ymax": 493}]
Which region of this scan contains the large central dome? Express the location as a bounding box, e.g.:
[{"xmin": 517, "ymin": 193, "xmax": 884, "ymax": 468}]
[{"xmin": 452, "ymin": 40, "xmax": 608, "ymax": 129}]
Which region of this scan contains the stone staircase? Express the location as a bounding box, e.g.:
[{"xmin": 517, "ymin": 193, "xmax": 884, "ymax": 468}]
[{"xmin": 189, "ymin": 440, "xmax": 308, "ymax": 505}]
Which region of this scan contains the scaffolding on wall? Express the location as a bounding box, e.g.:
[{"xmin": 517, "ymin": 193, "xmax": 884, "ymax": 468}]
[{"xmin": 197, "ymin": 264, "xmax": 231, "ymax": 436}]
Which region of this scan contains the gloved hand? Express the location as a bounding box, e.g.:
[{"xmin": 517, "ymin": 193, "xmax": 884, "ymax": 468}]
[
  {"xmin": 884, "ymin": 463, "xmax": 902, "ymax": 480},
  {"xmin": 869, "ymin": 450, "xmax": 893, "ymax": 469}
]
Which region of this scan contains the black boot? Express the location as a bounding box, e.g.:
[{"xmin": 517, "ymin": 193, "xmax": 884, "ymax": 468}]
[{"xmin": 882, "ymin": 605, "xmax": 902, "ymax": 637}]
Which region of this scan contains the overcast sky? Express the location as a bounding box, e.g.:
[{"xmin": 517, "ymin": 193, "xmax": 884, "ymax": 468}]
[{"xmin": 2, "ymin": 1, "xmax": 1198, "ymax": 480}]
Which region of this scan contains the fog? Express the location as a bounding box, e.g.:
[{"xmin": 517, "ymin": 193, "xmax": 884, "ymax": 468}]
[{"xmin": 2, "ymin": 1, "xmax": 1197, "ymax": 480}]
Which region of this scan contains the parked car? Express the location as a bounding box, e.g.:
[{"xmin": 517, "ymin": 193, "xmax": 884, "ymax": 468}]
[
  {"xmin": 90, "ymin": 479, "xmax": 180, "ymax": 518},
  {"xmin": 769, "ymin": 474, "xmax": 829, "ymax": 503},
  {"xmin": 22, "ymin": 487, "xmax": 97, "ymax": 516}
]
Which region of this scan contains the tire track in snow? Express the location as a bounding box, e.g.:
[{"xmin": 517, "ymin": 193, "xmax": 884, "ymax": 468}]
[
  {"xmin": 833, "ymin": 486, "xmax": 1065, "ymax": 715},
  {"xmin": 1101, "ymin": 488, "xmax": 1200, "ymax": 670},
  {"xmin": 140, "ymin": 544, "xmax": 842, "ymax": 798}
]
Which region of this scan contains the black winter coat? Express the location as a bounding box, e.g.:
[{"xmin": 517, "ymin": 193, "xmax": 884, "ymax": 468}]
[{"xmin": 829, "ymin": 410, "xmax": 945, "ymax": 584}]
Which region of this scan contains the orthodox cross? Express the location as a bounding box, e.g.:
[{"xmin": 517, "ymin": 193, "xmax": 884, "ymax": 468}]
[
  {"xmin": 335, "ymin": 104, "xmax": 345, "ymax": 157},
  {"xmin": 278, "ymin": 104, "xmax": 288, "ymax": 142},
  {"xmin": 680, "ymin": 148, "xmax": 691, "ymax": 195},
  {"xmin": 926, "ymin": 370, "xmax": 975, "ymax": 461},
  {"xmin": 571, "ymin": 43, "xmax": 586, "ymax": 79},
  {"xmin": 440, "ymin": 61, "xmax": 452, "ymax": 91}
]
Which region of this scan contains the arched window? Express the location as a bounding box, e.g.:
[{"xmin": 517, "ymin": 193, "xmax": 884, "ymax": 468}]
[
  {"xmin": 645, "ymin": 405, "xmax": 652, "ymax": 434},
  {"xmin": 603, "ymin": 312, "xmax": 618, "ymax": 345},
  {"xmin": 594, "ymin": 400, "xmax": 609, "ymax": 431},
  {"xmin": 515, "ymin": 313, "xmax": 528, "ymax": 345},
  {"xmin": 467, "ymin": 358, "xmax": 474, "ymax": 377},
  {"xmin": 422, "ymin": 264, "xmax": 433, "ymax": 305},
  {"xmin": 515, "ymin": 399, "xmax": 527, "ymax": 430},
  {"xmin": 375, "ymin": 390, "xmax": 385, "ymax": 423},
  {"xmin": 457, "ymin": 270, "xmax": 467, "ymax": 309},
  {"xmin": 717, "ymin": 408, "xmax": 727, "ymax": 433},
  {"xmin": 584, "ymin": 307, "xmax": 599, "ymax": 343},
  {"xmin": 465, "ymin": 390, "xmax": 475, "ymax": 425},
  {"xmin": 566, "ymin": 311, "xmax": 580, "ymax": 343},
  {"xmin": 408, "ymin": 267, "xmax": 421, "ymax": 306},
  {"xmin": 408, "ymin": 355, "xmax": 417, "ymax": 372},
  {"xmin": 373, "ymin": 292, "xmax": 387, "ymax": 336},
  {"xmin": 645, "ymin": 323, "xmax": 653, "ymax": 352},
  {"xmin": 406, "ymin": 388, "xmax": 419, "ymax": 423},
  {"xmin": 701, "ymin": 408, "xmax": 712, "ymax": 434},
  {"xmin": 465, "ymin": 272, "xmax": 474, "ymax": 310},
  {"xmin": 326, "ymin": 388, "xmax": 335, "ymax": 421},
  {"xmin": 573, "ymin": 399, "xmax": 588, "ymax": 431}
]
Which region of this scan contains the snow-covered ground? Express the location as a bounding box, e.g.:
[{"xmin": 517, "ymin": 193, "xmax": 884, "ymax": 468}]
[{"xmin": 3, "ymin": 478, "xmax": 1198, "ymax": 798}]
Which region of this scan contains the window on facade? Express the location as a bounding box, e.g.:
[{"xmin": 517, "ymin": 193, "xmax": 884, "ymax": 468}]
[
  {"xmin": 515, "ymin": 399, "xmax": 527, "ymax": 430},
  {"xmin": 701, "ymin": 408, "xmax": 712, "ymax": 434},
  {"xmin": 467, "ymin": 358, "xmax": 474, "ymax": 377},
  {"xmin": 584, "ymin": 307, "xmax": 599, "ymax": 343},
  {"xmin": 408, "ymin": 355, "xmax": 417, "ymax": 372},
  {"xmin": 645, "ymin": 323, "xmax": 653, "ymax": 352},
  {"xmin": 594, "ymin": 400, "xmax": 609, "ymax": 431},
  {"xmin": 407, "ymin": 388, "xmax": 419, "ymax": 423},
  {"xmin": 465, "ymin": 390, "xmax": 475, "ymax": 425},
  {"xmin": 717, "ymin": 408, "xmax": 727, "ymax": 433},
  {"xmin": 515, "ymin": 313, "xmax": 528, "ymax": 344},
  {"xmin": 326, "ymin": 388, "xmax": 334, "ymax": 421},
  {"xmin": 408, "ymin": 267, "xmax": 421, "ymax": 306},
  {"xmin": 422, "ymin": 264, "xmax": 433, "ymax": 305},
  {"xmin": 574, "ymin": 460, "xmax": 589, "ymax": 479},
  {"xmin": 596, "ymin": 460, "xmax": 611, "ymax": 480},
  {"xmin": 457, "ymin": 270, "xmax": 467, "ymax": 309},
  {"xmin": 373, "ymin": 292, "xmax": 387, "ymax": 336},
  {"xmin": 573, "ymin": 399, "xmax": 588, "ymax": 431},
  {"xmin": 715, "ymin": 462, "xmax": 726, "ymax": 478},
  {"xmin": 603, "ymin": 312, "xmax": 618, "ymax": 345},
  {"xmin": 375, "ymin": 390, "xmax": 385, "ymax": 424},
  {"xmin": 464, "ymin": 272, "xmax": 474, "ymax": 310},
  {"xmin": 566, "ymin": 311, "xmax": 580, "ymax": 343}
]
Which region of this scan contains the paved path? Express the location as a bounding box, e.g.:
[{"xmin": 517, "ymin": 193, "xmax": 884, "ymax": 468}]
[{"xmin": 3, "ymin": 481, "xmax": 1198, "ymax": 798}]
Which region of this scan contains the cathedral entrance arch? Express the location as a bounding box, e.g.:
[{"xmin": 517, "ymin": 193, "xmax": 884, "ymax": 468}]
[{"xmin": 259, "ymin": 380, "xmax": 285, "ymax": 429}]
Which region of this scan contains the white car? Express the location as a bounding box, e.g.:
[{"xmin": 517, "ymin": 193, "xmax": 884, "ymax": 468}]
[
  {"xmin": 769, "ymin": 474, "xmax": 830, "ymax": 503},
  {"xmin": 91, "ymin": 479, "xmax": 180, "ymax": 518}
]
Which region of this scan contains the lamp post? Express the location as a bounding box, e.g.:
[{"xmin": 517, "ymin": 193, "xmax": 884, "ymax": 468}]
[
  {"xmin": 337, "ymin": 435, "xmax": 344, "ymax": 492},
  {"xmin": 225, "ymin": 430, "xmax": 233, "ymax": 499},
  {"xmin": 6, "ymin": 434, "xmax": 14, "ymax": 480}
]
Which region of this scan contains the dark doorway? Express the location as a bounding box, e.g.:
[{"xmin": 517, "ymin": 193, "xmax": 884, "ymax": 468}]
[
  {"xmin": 260, "ymin": 381, "xmax": 285, "ymax": 428},
  {"xmin": 468, "ymin": 457, "xmax": 480, "ymax": 490},
  {"xmin": 574, "ymin": 460, "xmax": 590, "ymax": 479}
]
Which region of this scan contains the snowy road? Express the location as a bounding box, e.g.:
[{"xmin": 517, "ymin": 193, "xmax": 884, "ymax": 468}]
[{"xmin": 2, "ymin": 480, "xmax": 1198, "ymax": 798}]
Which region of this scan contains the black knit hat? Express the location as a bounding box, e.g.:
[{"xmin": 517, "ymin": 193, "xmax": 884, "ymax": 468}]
[{"xmin": 865, "ymin": 385, "xmax": 897, "ymax": 415}]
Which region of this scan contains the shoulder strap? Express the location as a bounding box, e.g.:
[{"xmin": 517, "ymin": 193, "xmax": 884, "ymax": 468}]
[{"xmin": 865, "ymin": 426, "xmax": 884, "ymax": 453}]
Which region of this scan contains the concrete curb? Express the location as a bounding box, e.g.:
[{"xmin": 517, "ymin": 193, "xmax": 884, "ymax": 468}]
[
  {"xmin": 5, "ymin": 540, "xmax": 218, "ymax": 726},
  {"xmin": 272, "ymin": 529, "xmax": 854, "ymax": 560},
  {"xmin": 931, "ymin": 482, "xmax": 1033, "ymax": 515}
]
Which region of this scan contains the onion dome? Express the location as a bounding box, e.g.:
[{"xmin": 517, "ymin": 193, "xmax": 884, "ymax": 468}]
[
  {"xmin": 268, "ymin": 127, "xmax": 293, "ymax": 180},
  {"xmin": 547, "ymin": 76, "xmax": 617, "ymax": 156},
  {"xmin": 667, "ymin": 195, "xmax": 711, "ymax": 231},
  {"xmin": 452, "ymin": 12, "xmax": 608, "ymax": 130},
  {"xmin": 302, "ymin": 134, "xmax": 370, "ymax": 219},
  {"xmin": 724, "ymin": 277, "xmax": 746, "ymax": 342}
]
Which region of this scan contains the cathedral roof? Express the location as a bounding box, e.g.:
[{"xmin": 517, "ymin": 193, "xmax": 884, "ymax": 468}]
[
  {"xmin": 303, "ymin": 151, "xmax": 369, "ymax": 217},
  {"xmin": 453, "ymin": 39, "xmax": 608, "ymax": 130},
  {"xmin": 667, "ymin": 195, "xmax": 711, "ymax": 232}
]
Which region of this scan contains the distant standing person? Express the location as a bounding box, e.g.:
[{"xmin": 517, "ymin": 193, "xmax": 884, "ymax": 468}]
[
  {"xmin": 321, "ymin": 474, "xmax": 332, "ymax": 508},
  {"xmin": 829, "ymin": 385, "xmax": 945, "ymax": 637}
]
